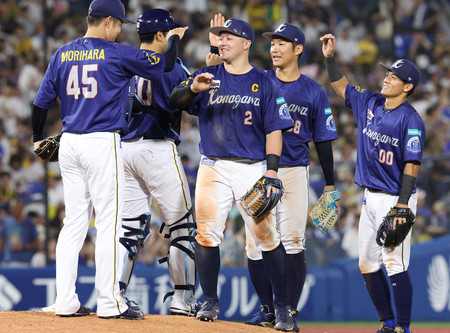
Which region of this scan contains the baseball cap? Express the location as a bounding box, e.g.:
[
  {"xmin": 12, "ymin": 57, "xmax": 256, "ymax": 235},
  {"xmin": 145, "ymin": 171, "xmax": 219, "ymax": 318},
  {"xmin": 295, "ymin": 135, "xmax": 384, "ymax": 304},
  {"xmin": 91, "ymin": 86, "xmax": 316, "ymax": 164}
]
[
  {"xmin": 262, "ymin": 23, "xmax": 305, "ymax": 45},
  {"xmin": 380, "ymin": 59, "xmax": 421, "ymax": 88},
  {"xmin": 88, "ymin": 0, "xmax": 135, "ymax": 24},
  {"xmin": 136, "ymin": 9, "xmax": 180, "ymax": 35},
  {"xmin": 209, "ymin": 18, "xmax": 255, "ymax": 43}
]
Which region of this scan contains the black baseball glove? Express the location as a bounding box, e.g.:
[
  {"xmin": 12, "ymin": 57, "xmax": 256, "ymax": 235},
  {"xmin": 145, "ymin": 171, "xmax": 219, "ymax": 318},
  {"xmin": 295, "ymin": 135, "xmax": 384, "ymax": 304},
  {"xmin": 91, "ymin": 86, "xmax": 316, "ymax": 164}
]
[
  {"xmin": 376, "ymin": 207, "xmax": 415, "ymax": 248},
  {"xmin": 34, "ymin": 133, "xmax": 61, "ymax": 162},
  {"xmin": 239, "ymin": 176, "xmax": 283, "ymax": 218}
]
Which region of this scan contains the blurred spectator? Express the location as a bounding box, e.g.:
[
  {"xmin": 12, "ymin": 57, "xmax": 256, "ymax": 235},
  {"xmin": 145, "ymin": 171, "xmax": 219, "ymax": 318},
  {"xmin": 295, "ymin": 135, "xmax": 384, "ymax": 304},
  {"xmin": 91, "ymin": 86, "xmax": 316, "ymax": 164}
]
[{"xmin": 0, "ymin": 199, "xmax": 39, "ymax": 265}]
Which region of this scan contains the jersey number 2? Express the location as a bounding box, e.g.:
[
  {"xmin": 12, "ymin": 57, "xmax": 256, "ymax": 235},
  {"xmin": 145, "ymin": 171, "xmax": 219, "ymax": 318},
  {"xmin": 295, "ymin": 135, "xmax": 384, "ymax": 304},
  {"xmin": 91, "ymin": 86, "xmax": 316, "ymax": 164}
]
[{"xmin": 67, "ymin": 64, "xmax": 98, "ymax": 99}]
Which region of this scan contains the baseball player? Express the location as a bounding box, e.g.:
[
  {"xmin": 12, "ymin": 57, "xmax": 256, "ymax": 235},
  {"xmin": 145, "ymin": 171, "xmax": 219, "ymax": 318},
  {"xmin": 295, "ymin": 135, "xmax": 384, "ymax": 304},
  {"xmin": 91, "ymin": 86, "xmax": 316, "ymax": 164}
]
[
  {"xmin": 118, "ymin": 9, "xmax": 197, "ymax": 316},
  {"xmin": 32, "ymin": 0, "xmax": 184, "ymax": 319},
  {"xmin": 169, "ymin": 18, "xmax": 295, "ymax": 331},
  {"xmin": 243, "ymin": 24, "xmax": 339, "ymax": 332},
  {"xmin": 321, "ymin": 34, "xmax": 425, "ymax": 333}
]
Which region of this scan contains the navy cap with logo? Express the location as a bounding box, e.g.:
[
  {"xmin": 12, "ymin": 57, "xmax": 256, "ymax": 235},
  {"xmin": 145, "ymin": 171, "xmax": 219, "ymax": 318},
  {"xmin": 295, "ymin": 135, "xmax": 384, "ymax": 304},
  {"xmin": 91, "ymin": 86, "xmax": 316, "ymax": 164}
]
[
  {"xmin": 88, "ymin": 0, "xmax": 135, "ymax": 24},
  {"xmin": 209, "ymin": 18, "xmax": 255, "ymax": 43},
  {"xmin": 380, "ymin": 59, "xmax": 421, "ymax": 88},
  {"xmin": 136, "ymin": 9, "xmax": 180, "ymax": 35},
  {"xmin": 262, "ymin": 23, "xmax": 305, "ymax": 45}
]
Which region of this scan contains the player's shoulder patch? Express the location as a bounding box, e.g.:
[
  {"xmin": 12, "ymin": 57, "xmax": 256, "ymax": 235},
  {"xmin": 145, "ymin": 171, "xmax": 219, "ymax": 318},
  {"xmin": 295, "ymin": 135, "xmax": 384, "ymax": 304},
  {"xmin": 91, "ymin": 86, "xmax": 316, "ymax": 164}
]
[
  {"xmin": 142, "ymin": 50, "xmax": 160, "ymax": 65},
  {"xmin": 278, "ymin": 101, "xmax": 291, "ymax": 120},
  {"xmin": 324, "ymin": 107, "xmax": 332, "ymax": 115},
  {"xmin": 407, "ymin": 129, "xmax": 422, "ymax": 137},
  {"xmin": 326, "ymin": 115, "xmax": 337, "ymax": 131},
  {"xmin": 406, "ymin": 136, "xmax": 421, "ymax": 153}
]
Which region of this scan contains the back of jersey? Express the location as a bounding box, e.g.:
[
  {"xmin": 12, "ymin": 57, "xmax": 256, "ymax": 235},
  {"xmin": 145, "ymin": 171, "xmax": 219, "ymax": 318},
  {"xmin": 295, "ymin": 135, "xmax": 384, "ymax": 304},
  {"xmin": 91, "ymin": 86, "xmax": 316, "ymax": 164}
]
[{"xmin": 35, "ymin": 38, "xmax": 133, "ymax": 134}]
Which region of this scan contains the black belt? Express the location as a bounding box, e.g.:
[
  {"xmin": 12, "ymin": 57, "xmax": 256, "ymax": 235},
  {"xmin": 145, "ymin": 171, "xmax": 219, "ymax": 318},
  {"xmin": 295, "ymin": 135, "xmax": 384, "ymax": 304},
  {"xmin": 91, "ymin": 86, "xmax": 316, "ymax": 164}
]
[{"xmin": 367, "ymin": 188, "xmax": 394, "ymax": 195}]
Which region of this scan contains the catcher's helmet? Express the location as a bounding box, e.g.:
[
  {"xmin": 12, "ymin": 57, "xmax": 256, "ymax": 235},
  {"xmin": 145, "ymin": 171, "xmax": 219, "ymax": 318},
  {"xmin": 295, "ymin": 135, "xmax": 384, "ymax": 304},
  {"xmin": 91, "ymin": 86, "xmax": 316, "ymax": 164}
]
[{"xmin": 136, "ymin": 9, "xmax": 179, "ymax": 35}]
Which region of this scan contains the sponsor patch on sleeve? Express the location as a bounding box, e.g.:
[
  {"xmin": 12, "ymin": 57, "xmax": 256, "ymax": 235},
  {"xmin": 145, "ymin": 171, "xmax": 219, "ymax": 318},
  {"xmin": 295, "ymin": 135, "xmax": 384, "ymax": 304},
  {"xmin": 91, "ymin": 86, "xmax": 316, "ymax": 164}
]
[
  {"xmin": 324, "ymin": 107, "xmax": 332, "ymax": 115},
  {"xmin": 408, "ymin": 129, "xmax": 421, "ymax": 137},
  {"xmin": 201, "ymin": 157, "xmax": 217, "ymax": 166},
  {"xmin": 276, "ymin": 97, "xmax": 286, "ymax": 105}
]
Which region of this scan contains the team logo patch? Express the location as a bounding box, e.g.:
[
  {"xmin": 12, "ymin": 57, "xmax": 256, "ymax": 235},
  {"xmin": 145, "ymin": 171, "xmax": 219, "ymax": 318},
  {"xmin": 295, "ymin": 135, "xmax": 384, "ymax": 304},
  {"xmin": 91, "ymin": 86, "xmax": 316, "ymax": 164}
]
[
  {"xmin": 406, "ymin": 136, "xmax": 421, "ymax": 153},
  {"xmin": 326, "ymin": 115, "xmax": 336, "ymax": 131},
  {"xmin": 279, "ymin": 103, "xmax": 291, "ymax": 120},
  {"xmin": 324, "ymin": 107, "xmax": 332, "ymax": 115},
  {"xmin": 276, "ymin": 97, "xmax": 286, "ymax": 105},
  {"xmin": 211, "ymin": 80, "xmax": 220, "ymax": 89},
  {"xmin": 201, "ymin": 157, "xmax": 216, "ymax": 166},
  {"xmin": 408, "ymin": 129, "xmax": 421, "ymax": 137},
  {"xmin": 367, "ymin": 109, "xmax": 374, "ymax": 120},
  {"xmin": 144, "ymin": 51, "xmax": 160, "ymax": 65},
  {"xmin": 362, "ymin": 196, "xmax": 366, "ymax": 205}
]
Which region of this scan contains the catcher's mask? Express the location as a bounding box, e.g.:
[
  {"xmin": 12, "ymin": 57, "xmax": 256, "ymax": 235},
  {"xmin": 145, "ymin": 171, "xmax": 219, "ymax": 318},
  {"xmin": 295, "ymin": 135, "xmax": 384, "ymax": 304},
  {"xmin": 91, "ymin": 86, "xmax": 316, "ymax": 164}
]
[{"xmin": 136, "ymin": 8, "xmax": 180, "ymax": 35}]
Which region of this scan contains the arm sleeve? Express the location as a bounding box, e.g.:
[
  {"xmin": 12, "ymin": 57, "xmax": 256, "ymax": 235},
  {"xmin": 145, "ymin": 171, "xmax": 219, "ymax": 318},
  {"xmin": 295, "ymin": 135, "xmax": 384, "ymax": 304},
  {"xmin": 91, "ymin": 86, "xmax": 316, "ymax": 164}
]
[
  {"xmin": 169, "ymin": 86, "xmax": 198, "ymax": 109},
  {"xmin": 315, "ymin": 140, "xmax": 335, "ymax": 185},
  {"xmin": 163, "ymin": 35, "xmax": 180, "ymax": 72},
  {"xmin": 32, "ymin": 105, "xmax": 48, "ymax": 142}
]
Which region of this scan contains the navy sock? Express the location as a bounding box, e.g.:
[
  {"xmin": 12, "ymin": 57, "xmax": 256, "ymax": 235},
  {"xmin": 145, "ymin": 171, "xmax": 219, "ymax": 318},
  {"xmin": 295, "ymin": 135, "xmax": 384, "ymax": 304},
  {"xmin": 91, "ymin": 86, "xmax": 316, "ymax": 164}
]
[
  {"xmin": 195, "ymin": 242, "xmax": 220, "ymax": 300},
  {"xmin": 362, "ymin": 270, "xmax": 394, "ymax": 324},
  {"xmin": 247, "ymin": 258, "xmax": 274, "ymax": 313},
  {"xmin": 287, "ymin": 252, "xmax": 307, "ymax": 310},
  {"xmin": 262, "ymin": 242, "xmax": 288, "ymax": 305},
  {"xmin": 390, "ymin": 271, "xmax": 413, "ymax": 328}
]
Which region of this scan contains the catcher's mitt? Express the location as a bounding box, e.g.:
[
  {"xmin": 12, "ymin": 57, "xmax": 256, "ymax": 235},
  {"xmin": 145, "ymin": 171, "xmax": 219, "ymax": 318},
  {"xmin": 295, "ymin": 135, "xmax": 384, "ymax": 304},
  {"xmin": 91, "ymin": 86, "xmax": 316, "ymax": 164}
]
[
  {"xmin": 309, "ymin": 189, "xmax": 340, "ymax": 234},
  {"xmin": 34, "ymin": 133, "xmax": 61, "ymax": 162},
  {"xmin": 376, "ymin": 207, "xmax": 415, "ymax": 248},
  {"xmin": 240, "ymin": 176, "xmax": 284, "ymax": 218}
]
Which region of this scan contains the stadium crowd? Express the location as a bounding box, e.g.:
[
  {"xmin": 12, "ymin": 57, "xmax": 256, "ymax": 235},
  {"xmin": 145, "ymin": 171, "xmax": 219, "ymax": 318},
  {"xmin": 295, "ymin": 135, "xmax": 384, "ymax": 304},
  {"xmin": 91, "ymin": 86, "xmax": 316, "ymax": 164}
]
[{"xmin": 0, "ymin": 0, "xmax": 448, "ymax": 268}]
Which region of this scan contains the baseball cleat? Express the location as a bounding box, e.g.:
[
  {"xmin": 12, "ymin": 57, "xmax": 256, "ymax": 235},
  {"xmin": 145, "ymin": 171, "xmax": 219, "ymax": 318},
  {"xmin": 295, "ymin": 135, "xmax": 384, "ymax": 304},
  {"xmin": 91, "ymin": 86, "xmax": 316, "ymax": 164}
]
[
  {"xmin": 57, "ymin": 304, "xmax": 91, "ymax": 317},
  {"xmin": 196, "ymin": 298, "xmax": 220, "ymax": 322},
  {"xmin": 170, "ymin": 298, "xmax": 199, "ymax": 317},
  {"xmin": 274, "ymin": 304, "xmax": 294, "ymax": 332},
  {"xmin": 291, "ymin": 310, "xmax": 300, "ymax": 332},
  {"xmin": 123, "ymin": 296, "xmax": 141, "ymax": 311},
  {"xmin": 99, "ymin": 308, "xmax": 144, "ymax": 320},
  {"xmin": 377, "ymin": 322, "xmax": 395, "ymax": 333},
  {"xmin": 394, "ymin": 326, "xmax": 411, "ymax": 333},
  {"xmin": 245, "ymin": 305, "xmax": 275, "ymax": 327}
]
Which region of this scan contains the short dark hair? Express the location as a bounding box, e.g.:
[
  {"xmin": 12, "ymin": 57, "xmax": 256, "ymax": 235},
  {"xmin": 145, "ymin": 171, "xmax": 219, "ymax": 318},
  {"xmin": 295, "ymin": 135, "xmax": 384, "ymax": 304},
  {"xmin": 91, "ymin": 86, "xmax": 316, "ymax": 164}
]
[
  {"xmin": 86, "ymin": 15, "xmax": 105, "ymax": 26},
  {"xmin": 139, "ymin": 30, "xmax": 169, "ymax": 44}
]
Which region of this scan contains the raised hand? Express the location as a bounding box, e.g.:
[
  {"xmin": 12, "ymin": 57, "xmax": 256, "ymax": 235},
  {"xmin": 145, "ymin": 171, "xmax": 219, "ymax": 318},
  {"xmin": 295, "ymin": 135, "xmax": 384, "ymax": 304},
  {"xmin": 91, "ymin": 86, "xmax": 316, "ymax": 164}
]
[
  {"xmin": 191, "ymin": 73, "xmax": 215, "ymax": 93},
  {"xmin": 209, "ymin": 13, "xmax": 225, "ymax": 47},
  {"xmin": 320, "ymin": 33, "xmax": 337, "ymax": 58},
  {"xmin": 169, "ymin": 26, "xmax": 189, "ymax": 40}
]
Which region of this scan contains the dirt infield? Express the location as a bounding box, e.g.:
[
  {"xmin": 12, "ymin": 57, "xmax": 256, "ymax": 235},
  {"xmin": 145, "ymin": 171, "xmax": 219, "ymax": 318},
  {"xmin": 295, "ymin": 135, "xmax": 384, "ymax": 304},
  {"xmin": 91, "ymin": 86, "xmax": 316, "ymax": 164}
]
[{"xmin": 1, "ymin": 312, "xmax": 449, "ymax": 333}]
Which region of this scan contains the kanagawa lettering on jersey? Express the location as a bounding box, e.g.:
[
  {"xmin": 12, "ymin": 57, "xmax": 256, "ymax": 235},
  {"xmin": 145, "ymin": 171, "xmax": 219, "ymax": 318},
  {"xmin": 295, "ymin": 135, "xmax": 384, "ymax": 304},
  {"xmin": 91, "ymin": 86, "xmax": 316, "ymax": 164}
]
[
  {"xmin": 345, "ymin": 83, "xmax": 425, "ymax": 193},
  {"xmin": 265, "ymin": 69, "xmax": 338, "ymax": 166},
  {"xmin": 123, "ymin": 60, "xmax": 189, "ymax": 143},
  {"xmin": 34, "ymin": 38, "xmax": 165, "ymax": 135},
  {"xmin": 176, "ymin": 64, "xmax": 293, "ymax": 160}
]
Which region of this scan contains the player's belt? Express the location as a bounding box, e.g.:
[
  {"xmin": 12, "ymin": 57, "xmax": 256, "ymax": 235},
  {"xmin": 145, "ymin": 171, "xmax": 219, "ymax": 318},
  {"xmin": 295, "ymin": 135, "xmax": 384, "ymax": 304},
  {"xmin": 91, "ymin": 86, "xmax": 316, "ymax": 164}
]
[{"xmin": 367, "ymin": 188, "xmax": 394, "ymax": 195}]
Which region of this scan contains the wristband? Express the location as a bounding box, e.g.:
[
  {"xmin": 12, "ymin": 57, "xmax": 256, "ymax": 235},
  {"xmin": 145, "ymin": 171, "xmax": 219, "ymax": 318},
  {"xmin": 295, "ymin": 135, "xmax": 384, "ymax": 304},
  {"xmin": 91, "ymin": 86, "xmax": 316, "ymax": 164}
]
[
  {"xmin": 325, "ymin": 56, "xmax": 344, "ymax": 82},
  {"xmin": 397, "ymin": 174, "xmax": 416, "ymax": 205},
  {"xmin": 266, "ymin": 154, "xmax": 280, "ymax": 172}
]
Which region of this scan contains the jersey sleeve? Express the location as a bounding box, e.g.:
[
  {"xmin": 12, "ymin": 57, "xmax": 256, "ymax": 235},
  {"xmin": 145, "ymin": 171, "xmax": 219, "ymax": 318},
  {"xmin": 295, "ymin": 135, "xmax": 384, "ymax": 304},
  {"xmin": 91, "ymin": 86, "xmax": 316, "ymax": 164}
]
[
  {"xmin": 344, "ymin": 83, "xmax": 377, "ymax": 123},
  {"xmin": 262, "ymin": 78, "xmax": 293, "ymax": 134},
  {"xmin": 119, "ymin": 45, "xmax": 166, "ymax": 82},
  {"xmin": 403, "ymin": 112, "xmax": 426, "ymax": 163},
  {"xmin": 33, "ymin": 52, "xmax": 59, "ymax": 109},
  {"xmin": 312, "ymin": 85, "xmax": 338, "ymax": 142}
]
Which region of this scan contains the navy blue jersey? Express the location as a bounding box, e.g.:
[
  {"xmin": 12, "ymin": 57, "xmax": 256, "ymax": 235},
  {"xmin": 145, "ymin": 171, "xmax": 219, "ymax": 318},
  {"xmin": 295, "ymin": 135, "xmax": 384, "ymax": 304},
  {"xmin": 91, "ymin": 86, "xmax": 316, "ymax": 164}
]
[
  {"xmin": 265, "ymin": 70, "xmax": 337, "ymax": 166},
  {"xmin": 345, "ymin": 83, "xmax": 425, "ymax": 194},
  {"xmin": 177, "ymin": 64, "xmax": 293, "ymax": 160},
  {"xmin": 34, "ymin": 37, "xmax": 165, "ymax": 134},
  {"xmin": 123, "ymin": 60, "xmax": 189, "ymax": 144}
]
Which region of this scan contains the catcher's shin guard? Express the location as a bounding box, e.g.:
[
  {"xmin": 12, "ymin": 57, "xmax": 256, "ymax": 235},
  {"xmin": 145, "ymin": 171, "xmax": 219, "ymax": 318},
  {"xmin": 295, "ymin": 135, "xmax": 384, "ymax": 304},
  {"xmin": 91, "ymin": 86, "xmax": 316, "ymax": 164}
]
[
  {"xmin": 159, "ymin": 209, "xmax": 197, "ymax": 315},
  {"xmin": 119, "ymin": 213, "xmax": 152, "ymax": 293}
]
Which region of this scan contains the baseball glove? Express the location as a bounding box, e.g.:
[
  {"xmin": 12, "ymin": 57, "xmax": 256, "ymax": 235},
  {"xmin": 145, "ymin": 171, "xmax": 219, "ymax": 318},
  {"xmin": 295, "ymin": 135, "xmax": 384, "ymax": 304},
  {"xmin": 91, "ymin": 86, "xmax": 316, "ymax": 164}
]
[
  {"xmin": 376, "ymin": 207, "xmax": 415, "ymax": 248},
  {"xmin": 309, "ymin": 189, "xmax": 341, "ymax": 234},
  {"xmin": 34, "ymin": 133, "xmax": 61, "ymax": 162},
  {"xmin": 240, "ymin": 176, "xmax": 284, "ymax": 218}
]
